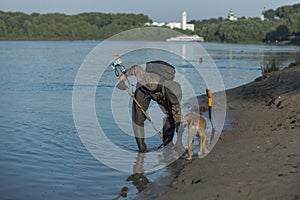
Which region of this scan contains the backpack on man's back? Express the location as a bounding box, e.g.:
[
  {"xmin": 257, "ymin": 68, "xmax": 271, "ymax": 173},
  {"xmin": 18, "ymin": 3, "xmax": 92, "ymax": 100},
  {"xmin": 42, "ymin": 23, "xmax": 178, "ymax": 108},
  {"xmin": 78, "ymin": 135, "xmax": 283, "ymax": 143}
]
[{"xmin": 145, "ymin": 60, "xmax": 176, "ymax": 81}]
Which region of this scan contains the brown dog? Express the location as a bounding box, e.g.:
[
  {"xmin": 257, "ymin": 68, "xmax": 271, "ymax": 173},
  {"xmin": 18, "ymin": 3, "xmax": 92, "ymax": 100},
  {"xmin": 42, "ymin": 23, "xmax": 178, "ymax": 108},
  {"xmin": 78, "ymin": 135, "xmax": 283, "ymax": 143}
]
[{"xmin": 183, "ymin": 112, "xmax": 209, "ymax": 160}]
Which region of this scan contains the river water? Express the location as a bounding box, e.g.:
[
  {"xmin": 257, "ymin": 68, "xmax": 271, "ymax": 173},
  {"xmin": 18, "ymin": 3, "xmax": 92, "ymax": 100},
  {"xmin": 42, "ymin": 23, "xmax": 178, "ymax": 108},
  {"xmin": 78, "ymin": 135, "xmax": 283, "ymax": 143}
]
[{"xmin": 0, "ymin": 41, "xmax": 299, "ymax": 200}]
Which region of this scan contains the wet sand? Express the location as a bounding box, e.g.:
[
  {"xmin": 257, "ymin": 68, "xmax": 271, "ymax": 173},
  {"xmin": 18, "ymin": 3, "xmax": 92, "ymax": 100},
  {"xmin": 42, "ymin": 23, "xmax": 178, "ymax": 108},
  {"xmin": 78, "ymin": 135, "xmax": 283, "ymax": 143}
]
[{"xmin": 140, "ymin": 65, "xmax": 300, "ymax": 199}]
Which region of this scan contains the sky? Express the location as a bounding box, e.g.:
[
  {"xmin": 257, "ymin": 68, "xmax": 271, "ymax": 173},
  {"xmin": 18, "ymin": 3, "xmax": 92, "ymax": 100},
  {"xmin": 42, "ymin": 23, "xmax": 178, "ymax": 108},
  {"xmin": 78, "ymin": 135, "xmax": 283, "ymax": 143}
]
[{"xmin": 0, "ymin": 0, "xmax": 299, "ymax": 22}]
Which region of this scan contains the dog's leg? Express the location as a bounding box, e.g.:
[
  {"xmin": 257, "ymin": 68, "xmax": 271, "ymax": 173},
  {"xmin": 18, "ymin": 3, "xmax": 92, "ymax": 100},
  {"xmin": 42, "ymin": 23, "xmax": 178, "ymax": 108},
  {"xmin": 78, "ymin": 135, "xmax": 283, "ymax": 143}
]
[
  {"xmin": 188, "ymin": 140, "xmax": 193, "ymax": 160},
  {"xmin": 202, "ymin": 133, "xmax": 209, "ymax": 154},
  {"xmin": 198, "ymin": 131, "xmax": 209, "ymax": 158},
  {"xmin": 197, "ymin": 127, "xmax": 204, "ymax": 157},
  {"xmin": 187, "ymin": 127, "xmax": 194, "ymax": 160},
  {"xmin": 198, "ymin": 135, "xmax": 203, "ymax": 158}
]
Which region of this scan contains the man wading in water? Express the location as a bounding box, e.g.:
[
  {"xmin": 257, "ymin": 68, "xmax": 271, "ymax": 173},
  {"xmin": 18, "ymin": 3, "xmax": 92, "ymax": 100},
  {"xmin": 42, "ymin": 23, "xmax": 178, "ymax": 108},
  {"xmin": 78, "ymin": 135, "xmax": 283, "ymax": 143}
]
[{"xmin": 117, "ymin": 61, "xmax": 184, "ymax": 153}]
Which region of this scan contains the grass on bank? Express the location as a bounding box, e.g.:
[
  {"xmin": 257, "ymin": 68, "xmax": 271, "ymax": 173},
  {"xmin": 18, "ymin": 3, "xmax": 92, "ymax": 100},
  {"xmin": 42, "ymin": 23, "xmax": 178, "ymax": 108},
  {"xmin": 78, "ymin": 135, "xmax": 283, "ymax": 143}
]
[
  {"xmin": 260, "ymin": 58, "xmax": 283, "ymax": 75},
  {"xmin": 260, "ymin": 55, "xmax": 300, "ymax": 75}
]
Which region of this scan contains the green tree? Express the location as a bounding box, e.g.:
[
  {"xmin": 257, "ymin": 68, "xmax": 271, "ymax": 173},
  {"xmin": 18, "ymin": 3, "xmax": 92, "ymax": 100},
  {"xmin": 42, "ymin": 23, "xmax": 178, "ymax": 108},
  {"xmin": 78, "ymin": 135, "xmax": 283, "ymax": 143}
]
[
  {"xmin": 0, "ymin": 19, "xmax": 7, "ymax": 37},
  {"xmin": 264, "ymin": 9, "xmax": 275, "ymax": 20},
  {"xmin": 265, "ymin": 24, "xmax": 290, "ymax": 42},
  {"xmin": 286, "ymin": 13, "xmax": 300, "ymax": 35}
]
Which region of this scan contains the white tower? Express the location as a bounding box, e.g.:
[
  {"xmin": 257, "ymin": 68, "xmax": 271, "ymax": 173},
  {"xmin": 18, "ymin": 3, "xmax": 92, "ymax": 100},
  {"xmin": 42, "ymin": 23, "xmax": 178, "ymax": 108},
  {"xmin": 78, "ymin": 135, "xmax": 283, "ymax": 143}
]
[
  {"xmin": 261, "ymin": 7, "xmax": 266, "ymax": 21},
  {"xmin": 182, "ymin": 11, "xmax": 187, "ymax": 30}
]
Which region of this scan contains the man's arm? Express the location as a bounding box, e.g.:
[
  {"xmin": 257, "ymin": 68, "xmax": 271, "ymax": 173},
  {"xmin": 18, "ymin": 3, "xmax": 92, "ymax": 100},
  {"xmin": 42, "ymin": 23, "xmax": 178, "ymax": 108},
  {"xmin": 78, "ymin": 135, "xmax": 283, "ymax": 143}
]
[
  {"xmin": 119, "ymin": 65, "xmax": 144, "ymax": 82},
  {"xmin": 119, "ymin": 65, "xmax": 160, "ymax": 90}
]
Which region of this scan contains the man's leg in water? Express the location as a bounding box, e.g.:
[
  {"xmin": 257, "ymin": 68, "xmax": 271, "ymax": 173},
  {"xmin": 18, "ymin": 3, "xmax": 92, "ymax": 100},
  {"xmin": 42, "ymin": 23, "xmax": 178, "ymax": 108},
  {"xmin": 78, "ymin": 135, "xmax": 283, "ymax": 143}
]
[
  {"xmin": 132, "ymin": 88, "xmax": 151, "ymax": 153},
  {"xmin": 162, "ymin": 116, "xmax": 175, "ymax": 146}
]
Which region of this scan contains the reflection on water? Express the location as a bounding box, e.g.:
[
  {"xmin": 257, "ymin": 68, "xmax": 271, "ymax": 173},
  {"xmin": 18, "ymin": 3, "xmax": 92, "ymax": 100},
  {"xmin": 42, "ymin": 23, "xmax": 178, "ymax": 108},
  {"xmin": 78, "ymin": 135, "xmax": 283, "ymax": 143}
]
[
  {"xmin": 115, "ymin": 143, "xmax": 185, "ymax": 199},
  {"xmin": 128, "ymin": 153, "xmax": 150, "ymax": 193}
]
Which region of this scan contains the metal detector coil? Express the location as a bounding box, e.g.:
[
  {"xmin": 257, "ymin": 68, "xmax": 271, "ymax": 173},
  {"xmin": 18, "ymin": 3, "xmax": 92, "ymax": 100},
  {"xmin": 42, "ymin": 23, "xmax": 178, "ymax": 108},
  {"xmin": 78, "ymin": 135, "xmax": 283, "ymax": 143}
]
[{"xmin": 111, "ymin": 58, "xmax": 126, "ymax": 77}]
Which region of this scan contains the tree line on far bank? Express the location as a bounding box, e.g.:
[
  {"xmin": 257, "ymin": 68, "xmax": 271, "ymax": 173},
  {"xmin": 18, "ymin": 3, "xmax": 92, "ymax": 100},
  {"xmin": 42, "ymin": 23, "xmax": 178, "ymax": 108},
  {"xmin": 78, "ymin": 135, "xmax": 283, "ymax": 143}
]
[
  {"xmin": 190, "ymin": 3, "xmax": 300, "ymax": 44},
  {"xmin": 0, "ymin": 3, "xmax": 299, "ymax": 44},
  {"xmin": 0, "ymin": 11, "xmax": 150, "ymax": 40}
]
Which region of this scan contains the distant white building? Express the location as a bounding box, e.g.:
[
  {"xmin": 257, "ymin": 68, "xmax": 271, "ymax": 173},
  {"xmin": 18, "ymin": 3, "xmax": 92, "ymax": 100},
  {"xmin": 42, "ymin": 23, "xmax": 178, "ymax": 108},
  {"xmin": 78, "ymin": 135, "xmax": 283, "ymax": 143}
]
[
  {"xmin": 167, "ymin": 11, "xmax": 194, "ymax": 31},
  {"xmin": 261, "ymin": 7, "xmax": 266, "ymax": 21},
  {"xmin": 152, "ymin": 22, "xmax": 166, "ymax": 27},
  {"xmin": 228, "ymin": 9, "xmax": 237, "ymax": 21},
  {"xmin": 166, "ymin": 22, "xmax": 181, "ymax": 29},
  {"xmin": 145, "ymin": 11, "xmax": 195, "ymax": 31},
  {"xmin": 185, "ymin": 24, "xmax": 195, "ymax": 31}
]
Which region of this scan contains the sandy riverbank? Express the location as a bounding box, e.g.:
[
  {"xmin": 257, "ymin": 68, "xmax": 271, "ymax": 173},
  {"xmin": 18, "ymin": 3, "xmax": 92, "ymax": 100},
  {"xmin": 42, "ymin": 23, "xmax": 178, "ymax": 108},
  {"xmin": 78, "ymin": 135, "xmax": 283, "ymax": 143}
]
[{"xmin": 140, "ymin": 65, "xmax": 300, "ymax": 200}]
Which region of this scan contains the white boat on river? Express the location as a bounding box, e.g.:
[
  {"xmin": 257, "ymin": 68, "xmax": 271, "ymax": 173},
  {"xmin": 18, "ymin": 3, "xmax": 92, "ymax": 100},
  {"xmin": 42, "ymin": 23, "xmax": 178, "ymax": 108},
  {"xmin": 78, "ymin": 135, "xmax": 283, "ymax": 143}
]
[{"xmin": 166, "ymin": 34, "xmax": 204, "ymax": 42}]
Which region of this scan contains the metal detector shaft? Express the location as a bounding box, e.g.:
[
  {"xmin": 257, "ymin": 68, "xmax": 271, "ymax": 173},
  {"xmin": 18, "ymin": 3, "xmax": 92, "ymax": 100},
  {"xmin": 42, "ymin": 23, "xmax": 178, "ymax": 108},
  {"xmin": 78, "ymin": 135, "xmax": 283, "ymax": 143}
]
[{"xmin": 125, "ymin": 87, "xmax": 164, "ymax": 140}]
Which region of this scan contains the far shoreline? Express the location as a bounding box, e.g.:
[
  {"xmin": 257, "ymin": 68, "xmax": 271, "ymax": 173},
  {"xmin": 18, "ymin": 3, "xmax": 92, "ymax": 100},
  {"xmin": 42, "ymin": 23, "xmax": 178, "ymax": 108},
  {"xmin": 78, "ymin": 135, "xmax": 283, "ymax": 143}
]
[{"xmin": 1, "ymin": 39, "xmax": 300, "ymax": 47}]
